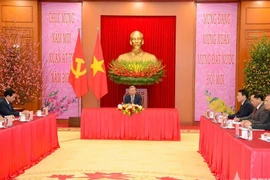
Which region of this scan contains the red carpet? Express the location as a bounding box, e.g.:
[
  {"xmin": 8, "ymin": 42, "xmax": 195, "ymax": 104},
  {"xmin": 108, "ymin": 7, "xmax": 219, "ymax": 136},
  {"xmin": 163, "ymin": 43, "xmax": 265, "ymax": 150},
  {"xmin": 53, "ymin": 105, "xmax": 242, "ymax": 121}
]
[{"xmin": 47, "ymin": 172, "xmax": 181, "ymax": 180}]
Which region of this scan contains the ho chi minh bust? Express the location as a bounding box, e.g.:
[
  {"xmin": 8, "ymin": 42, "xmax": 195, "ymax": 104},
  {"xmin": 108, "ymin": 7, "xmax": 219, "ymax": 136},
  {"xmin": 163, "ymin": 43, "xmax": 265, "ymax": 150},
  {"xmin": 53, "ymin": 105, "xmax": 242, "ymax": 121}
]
[{"xmin": 117, "ymin": 31, "xmax": 157, "ymax": 62}]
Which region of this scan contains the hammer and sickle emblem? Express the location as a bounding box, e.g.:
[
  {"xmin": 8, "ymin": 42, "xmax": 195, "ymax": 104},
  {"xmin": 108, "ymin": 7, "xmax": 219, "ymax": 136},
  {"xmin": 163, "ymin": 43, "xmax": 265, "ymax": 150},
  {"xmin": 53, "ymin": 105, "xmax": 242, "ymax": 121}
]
[{"xmin": 71, "ymin": 58, "xmax": 87, "ymax": 78}]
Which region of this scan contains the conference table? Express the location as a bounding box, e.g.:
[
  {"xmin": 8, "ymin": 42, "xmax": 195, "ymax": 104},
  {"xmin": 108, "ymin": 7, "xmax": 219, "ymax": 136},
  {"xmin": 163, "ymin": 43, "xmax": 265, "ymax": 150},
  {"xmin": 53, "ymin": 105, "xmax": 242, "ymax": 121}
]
[
  {"xmin": 81, "ymin": 108, "xmax": 180, "ymax": 141},
  {"xmin": 199, "ymin": 116, "xmax": 270, "ymax": 180},
  {"xmin": 0, "ymin": 113, "xmax": 59, "ymax": 180}
]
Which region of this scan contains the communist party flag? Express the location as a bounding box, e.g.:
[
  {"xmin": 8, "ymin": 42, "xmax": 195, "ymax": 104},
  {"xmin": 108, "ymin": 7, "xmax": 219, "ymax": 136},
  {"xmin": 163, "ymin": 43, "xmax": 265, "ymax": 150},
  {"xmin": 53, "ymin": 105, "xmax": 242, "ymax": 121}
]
[
  {"xmin": 88, "ymin": 31, "xmax": 108, "ymax": 99},
  {"xmin": 68, "ymin": 31, "xmax": 88, "ymax": 98}
]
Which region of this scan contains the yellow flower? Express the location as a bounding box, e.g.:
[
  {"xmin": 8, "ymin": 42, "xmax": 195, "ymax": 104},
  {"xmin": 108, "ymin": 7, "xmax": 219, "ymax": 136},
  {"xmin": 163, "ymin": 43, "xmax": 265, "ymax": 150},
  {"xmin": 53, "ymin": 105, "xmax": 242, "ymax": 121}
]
[{"xmin": 206, "ymin": 94, "xmax": 234, "ymax": 114}]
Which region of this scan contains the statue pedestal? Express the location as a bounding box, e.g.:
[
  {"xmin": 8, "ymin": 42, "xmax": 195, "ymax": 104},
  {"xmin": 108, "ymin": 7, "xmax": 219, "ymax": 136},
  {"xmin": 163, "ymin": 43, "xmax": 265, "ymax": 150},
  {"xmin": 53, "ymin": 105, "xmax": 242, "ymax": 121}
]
[{"xmin": 126, "ymin": 88, "xmax": 147, "ymax": 108}]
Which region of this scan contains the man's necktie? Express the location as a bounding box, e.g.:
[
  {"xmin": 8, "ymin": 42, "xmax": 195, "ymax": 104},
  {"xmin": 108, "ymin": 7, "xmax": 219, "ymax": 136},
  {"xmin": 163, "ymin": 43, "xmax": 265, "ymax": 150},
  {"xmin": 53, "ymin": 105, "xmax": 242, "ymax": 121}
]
[
  {"xmin": 131, "ymin": 96, "xmax": 134, "ymax": 104},
  {"xmin": 8, "ymin": 104, "xmax": 12, "ymax": 111},
  {"xmin": 253, "ymin": 108, "xmax": 257, "ymax": 116},
  {"xmin": 239, "ymin": 105, "xmax": 243, "ymax": 111}
]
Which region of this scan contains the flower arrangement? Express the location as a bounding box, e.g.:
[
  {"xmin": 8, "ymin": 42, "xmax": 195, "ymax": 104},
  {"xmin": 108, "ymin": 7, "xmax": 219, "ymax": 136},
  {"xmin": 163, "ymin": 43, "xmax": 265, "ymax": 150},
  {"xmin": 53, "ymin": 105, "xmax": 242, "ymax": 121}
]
[
  {"xmin": 43, "ymin": 90, "xmax": 77, "ymax": 116},
  {"xmin": 205, "ymin": 90, "xmax": 234, "ymax": 114},
  {"xmin": 244, "ymin": 36, "xmax": 270, "ymax": 96},
  {"xmin": 108, "ymin": 60, "xmax": 165, "ymax": 85},
  {"xmin": 117, "ymin": 103, "xmax": 144, "ymax": 116},
  {"xmin": 0, "ymin": 25, "xmax": 41, "ymax": 105}
]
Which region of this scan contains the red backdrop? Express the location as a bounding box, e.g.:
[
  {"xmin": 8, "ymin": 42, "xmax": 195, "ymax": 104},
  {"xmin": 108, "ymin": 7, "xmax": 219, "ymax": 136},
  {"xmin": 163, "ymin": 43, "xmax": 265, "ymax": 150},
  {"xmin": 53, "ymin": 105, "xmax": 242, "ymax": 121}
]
[{"xmin": 100, "ymin": 16, "xmax": 176, "ymax": 108}]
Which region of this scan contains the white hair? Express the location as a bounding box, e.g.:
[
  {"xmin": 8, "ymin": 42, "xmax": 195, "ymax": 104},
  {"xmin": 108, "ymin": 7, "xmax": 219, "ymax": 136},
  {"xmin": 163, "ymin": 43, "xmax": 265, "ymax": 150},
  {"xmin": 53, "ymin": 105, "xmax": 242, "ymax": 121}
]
[{"xmin": 129, "ymin": 86, "xmax": 136, "ymax": 90}]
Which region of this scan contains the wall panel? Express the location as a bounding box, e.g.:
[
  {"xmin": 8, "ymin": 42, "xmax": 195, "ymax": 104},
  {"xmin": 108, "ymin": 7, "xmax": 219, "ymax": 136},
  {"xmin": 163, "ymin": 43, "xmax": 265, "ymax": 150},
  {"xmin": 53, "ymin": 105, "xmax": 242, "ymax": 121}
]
[
  {"xmin": 246, "ymin": 7, "xmax": 270, "ymax": 24},
  {"xmin": 1, "ymin": 5, "xmax": 33, "ymax": 22}
]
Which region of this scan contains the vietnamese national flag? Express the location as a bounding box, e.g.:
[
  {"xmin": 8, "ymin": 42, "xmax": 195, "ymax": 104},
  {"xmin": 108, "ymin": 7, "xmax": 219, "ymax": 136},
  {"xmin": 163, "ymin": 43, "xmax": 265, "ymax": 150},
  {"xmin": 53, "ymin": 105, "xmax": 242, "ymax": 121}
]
[
  {"xmin": 68, "ymin": 31, "xmax": 88, "ymax": 98},
  {"xmin": 88, "ymin": 31, "xmax": 108, "ymax": 99}
]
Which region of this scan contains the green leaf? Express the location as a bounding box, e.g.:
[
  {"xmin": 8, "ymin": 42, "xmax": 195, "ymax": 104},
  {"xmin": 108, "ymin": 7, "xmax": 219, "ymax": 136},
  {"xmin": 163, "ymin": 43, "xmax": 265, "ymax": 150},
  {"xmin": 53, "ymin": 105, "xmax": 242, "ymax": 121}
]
[{"xmin": 244, "ymin": 36, "xmax": 270, "ymax": 97}]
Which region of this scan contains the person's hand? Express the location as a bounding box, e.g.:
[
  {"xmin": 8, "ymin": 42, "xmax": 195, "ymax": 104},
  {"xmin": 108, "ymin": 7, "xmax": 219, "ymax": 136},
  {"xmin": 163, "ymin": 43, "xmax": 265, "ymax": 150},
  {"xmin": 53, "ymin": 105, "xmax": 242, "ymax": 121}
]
[
  {"xmin": 0, "ymin": 116, "xmax": 4, "ymax": 121},
  {"xmin": 234, "ymin": 118, "xmax": 240, "ymax": 122},
  {"xmin": 22, "ymin": 110, "xmax": 30, "ymax": 115},
  {"xmin": 241, "ymin": 120, "xmax": 246, "ymax": 126},
  {"xmin": 242, "ymin": 120, "xmax": 252, "ymax": 128},
  {"xmin": 222, "ymin": 112, "xmax": 228, "ymax": 117},
  {"xmin": 221, "ymin": 116, "xmax": 226, "ymax": 121}
]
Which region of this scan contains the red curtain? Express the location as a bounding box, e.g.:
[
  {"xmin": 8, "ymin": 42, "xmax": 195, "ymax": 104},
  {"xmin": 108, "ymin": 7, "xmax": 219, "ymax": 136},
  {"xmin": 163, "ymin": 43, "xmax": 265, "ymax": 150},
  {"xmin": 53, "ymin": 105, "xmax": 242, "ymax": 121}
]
[{"xmin": 100, "ymin": 16, "xmax": 176, "ymax": 108}]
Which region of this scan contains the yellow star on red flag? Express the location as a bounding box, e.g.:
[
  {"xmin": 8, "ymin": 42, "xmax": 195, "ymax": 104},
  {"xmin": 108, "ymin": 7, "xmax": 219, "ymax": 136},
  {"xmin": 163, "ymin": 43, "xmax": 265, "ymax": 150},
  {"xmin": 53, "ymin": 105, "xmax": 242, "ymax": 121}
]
[
  {"xmin": 90, "ymin": 56, "xmax": 105, "ymax": 76},
  {"xmin": 88, "ymin": 31, "xmax": 108, "ymax": 100}
]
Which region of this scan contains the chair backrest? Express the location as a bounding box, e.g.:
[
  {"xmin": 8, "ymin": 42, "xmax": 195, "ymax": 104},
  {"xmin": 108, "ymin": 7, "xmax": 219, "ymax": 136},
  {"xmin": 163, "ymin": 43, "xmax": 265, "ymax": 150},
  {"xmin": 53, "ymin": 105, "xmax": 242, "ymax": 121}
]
[
  {"xmin": 123, "ymin": 93, "xmax": 128, "ymax": 102},
  {"xmin": 136, "ymin": 93, "xmax": 143, "ymax": 106}
]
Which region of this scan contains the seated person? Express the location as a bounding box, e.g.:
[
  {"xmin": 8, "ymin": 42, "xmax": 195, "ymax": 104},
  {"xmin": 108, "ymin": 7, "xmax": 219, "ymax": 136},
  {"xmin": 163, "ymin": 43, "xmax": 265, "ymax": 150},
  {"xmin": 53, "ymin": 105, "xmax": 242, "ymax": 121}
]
[
  {"xmin": 0, "ymin": 89, "xmax": 29, "ymax": 116},
  {"xmin": 228, "ymin": 89, "xmax": 254, "ymax": 119},
  {"xmin": 123, "ymin": 86, "xmax": 142, "ymax": 106},
  {"xmin": 235, "ymin": 93, "xmax": 268, "ymax": 124},
  {"xmin": 242, "ymin": 94, "xmax": 270, "ymax": 130}
]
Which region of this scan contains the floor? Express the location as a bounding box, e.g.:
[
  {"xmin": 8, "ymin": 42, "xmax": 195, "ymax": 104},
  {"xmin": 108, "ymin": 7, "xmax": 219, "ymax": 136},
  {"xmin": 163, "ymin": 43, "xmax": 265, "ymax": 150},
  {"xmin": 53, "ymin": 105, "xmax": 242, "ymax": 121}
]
[{"xmin": 16, "ymin": 129, "xmax": 214, "ymax": 180}]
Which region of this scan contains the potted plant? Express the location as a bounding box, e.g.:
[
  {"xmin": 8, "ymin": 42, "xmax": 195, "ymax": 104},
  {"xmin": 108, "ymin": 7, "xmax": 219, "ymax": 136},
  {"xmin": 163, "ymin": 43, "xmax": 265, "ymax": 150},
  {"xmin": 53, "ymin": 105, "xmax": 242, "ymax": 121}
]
[
  {"xmin": 0, "ymin": 25, "xmax": 42, "ymax": 105},
  {"xmin": 244, "ymin": 36, "xmax": 270, "ymax": 96}
]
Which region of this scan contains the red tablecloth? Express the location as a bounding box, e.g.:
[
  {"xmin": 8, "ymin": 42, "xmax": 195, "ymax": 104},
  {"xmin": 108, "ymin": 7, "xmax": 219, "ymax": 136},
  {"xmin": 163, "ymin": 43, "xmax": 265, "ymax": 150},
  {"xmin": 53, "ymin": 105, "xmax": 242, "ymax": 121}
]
[
  {"xmin": 0, "ymin": 113, "xmax": 59, "ymax": 180},
  {"xmin": 199, "ymin": 116, "xmax": 270, "ymax": 180},
  {"xmin": 81, "ymin": 108, "xmax": 180, "ymax": 141}
]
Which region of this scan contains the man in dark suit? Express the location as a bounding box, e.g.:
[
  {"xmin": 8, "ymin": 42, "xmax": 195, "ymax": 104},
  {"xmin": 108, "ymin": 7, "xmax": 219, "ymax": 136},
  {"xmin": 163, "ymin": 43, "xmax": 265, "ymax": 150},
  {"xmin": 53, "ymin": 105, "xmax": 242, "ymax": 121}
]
[
  {"xmin": 0, "ymin": 89, "xmax": 29, "ymax": 116},
  {"xmin": 123, "ymin": 86, "xmax": 142, "ymax": 106},
  {"xmin": 235, "ymin": 93, "xmax": 268, "ymax": 124},
  {"xmin": 228, "ymin": 89, "xmax": 254, "ymax": 119},
  {"xmin": 243, "ymin": 94, "xmax": 270, "ymax": 130}
]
